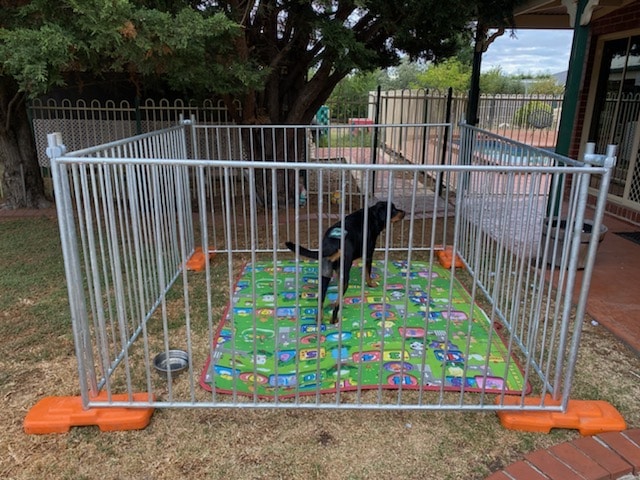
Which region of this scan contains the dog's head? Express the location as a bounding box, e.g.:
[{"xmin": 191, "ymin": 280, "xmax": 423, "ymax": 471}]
[{"xmin": 371, "ymin": 201, "xmax": 406, "ymax": 226}]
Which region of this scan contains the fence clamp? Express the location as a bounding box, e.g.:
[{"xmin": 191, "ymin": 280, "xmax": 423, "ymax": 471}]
[
  {"xmin": 45, "ymin": 132, "xmax": 67, "ymax": 159},
  {"xmin": 603, "ymin": 144, "xmax": 617, "ymax": 169},
  {"xmin": 583, "ymin": 142, "xmax": 617, "ymax": 169}
]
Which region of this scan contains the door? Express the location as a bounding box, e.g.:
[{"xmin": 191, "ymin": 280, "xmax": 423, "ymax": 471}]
[{"xmin": 589, "ymin": 34, "xmax": 640, "ymax": 210}]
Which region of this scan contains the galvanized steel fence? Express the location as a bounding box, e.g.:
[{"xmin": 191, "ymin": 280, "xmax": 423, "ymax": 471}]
[{"xmin": 42, "ymin": 121, "xmax": 614, "ymax": 416}]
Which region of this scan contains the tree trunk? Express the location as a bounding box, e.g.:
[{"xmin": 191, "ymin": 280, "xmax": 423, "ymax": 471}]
[
  {"xmin": 0, "ymin": 77, "xmax": 49, "ymax": 209},
  {"xmin": 244, "ymin": 125, "xmax": 307, "ymax": 207}
]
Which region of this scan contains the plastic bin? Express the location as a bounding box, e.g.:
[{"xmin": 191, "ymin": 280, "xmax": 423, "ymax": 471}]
[{"xmin": 543, "ymin": 218, "xmax": 608, "ymax": 269}]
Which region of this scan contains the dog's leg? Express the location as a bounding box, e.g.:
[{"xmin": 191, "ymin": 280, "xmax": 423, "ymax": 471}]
[
  {"xmin": 316, "ymin": 255, "xmax": 341, "ymax": 324},
  {"xmin": 331, "ymin": 259, "xmax": 353, "ymax": 324},
  {"xmin": 330, "ymin": 284, "xmax": 347, "ymax": 324},
  {"xmin": 331, "ymin": 304, "xmax": 341, "ymax": 324},
  {"xmin": 318, "ymin": 274, "xmax": 332, "ymax": 323},
  {"xmin": 365, "ymin": 256, "xmax": 378, "ymax": 288}
]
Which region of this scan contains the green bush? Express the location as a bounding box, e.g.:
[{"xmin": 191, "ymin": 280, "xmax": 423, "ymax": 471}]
[{"xmin": 513, "ymin": 101, "xmax": 553, "ymax": 128}]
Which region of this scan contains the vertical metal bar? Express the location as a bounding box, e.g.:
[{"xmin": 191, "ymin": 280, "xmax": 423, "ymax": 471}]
[
  {"xmin": 150, "ymin": 162, "xmax": 174, "ymax": 400},
  {"xmin": 245, "ymin": 165, "xmax": 258, "ymax": 404},
  {"xmin": 550, "ymin": 159, "xmax": 592, "ymax": 401},
  {"xmin": 371, "ymin": 85, "xmax": 382, "ymax": 196},
  {"xmin": 102, "ymin": 164, "xmax": 135, "ymax": 400},
  {"xmin": 50, "ymin": 151, "xmax": 96, "ymax": 406},
  {"xmin": 125, "ymin": 162, "xmax": 154, "ymax": 400},
  {"xmin": 80, "ymin": 162, "xmax": 111, "ymax": 396},
  {"xmin": 560, "ymin": 145, "xmax": 616, "ymax": 407}
]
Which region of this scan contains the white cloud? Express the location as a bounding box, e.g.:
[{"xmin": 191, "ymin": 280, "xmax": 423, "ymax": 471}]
[{"xmin": 481, "ymin": 29, "xmax": 574, "ymax": 75}]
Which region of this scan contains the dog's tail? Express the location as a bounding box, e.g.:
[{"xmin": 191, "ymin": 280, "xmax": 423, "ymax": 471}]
[{"xmin": 285, "ymin": 241, "xmax": 319, "ymax": 260}]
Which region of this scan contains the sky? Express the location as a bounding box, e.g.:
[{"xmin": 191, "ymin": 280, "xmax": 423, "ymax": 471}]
[{"xmin": 480, "ymin": 29, "xmax": 574, "ymax": 76}]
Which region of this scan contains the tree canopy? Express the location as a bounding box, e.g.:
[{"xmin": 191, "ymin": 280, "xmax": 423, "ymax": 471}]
[
  {"xmin": 2, "ymin": 0, "xmax": 526, "ymax": 123},
  {"xmin": 215, "ymin": 0, "xmax": 525, "ymax": 124},
  {"xmin": 0, "ymin": 0, "xmax": 264, "ymax": 98},
  {"xmin": 0, "ymin": 0, "xmax": 263, "ymax": 208},
  {"xmin": 414, "ymin": 58, "xmax": 472, "ymax": 93},
  {"xmin": 0, "ymin": 0, "xmax": 527, "ymax": 208}
]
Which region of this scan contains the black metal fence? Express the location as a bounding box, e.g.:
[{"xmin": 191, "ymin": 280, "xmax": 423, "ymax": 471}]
[{"xmin": 29, "ymin": 90, "xmax": 563, "ymax": 169}]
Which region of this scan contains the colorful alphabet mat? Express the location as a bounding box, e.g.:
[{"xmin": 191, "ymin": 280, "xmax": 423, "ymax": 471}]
[{"xmin": 199, "ymin": 260, "xmax": 527, "ymax": 397}]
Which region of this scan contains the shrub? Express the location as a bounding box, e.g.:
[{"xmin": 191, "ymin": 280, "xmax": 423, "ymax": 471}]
[{"xmin": 513, "ymin": 101, "xmax": 553, "ymax": 128}]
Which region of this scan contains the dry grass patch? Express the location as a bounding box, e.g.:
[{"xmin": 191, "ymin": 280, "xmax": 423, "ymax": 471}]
[{"xmin": 0, "ymin": 217, "xmax": 638, "ymax": 480}]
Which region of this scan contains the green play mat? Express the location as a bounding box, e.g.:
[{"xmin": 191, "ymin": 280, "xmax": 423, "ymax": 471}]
[{"xmin": 200, "ymin": 260, "xmax": 526, "ymax": 397}]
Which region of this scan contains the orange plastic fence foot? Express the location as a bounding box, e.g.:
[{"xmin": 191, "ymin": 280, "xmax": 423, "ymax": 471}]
[
  {"xmin": 436, "ymin": 246, "xmax": 463, "ymax": 269},
  {"xmin": 24, "ymin": 392, "xmax": 155, "ymax": 434},
  {"xmin": 186, "ymin": 247, "xmax": 216, "ymax": 272},
  {"xmin": 497, "ymin": 395, "xmax": 627, "ymax": 436}
]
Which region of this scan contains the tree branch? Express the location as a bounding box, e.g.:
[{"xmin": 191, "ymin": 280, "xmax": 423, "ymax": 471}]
[{"xmin": 4, "ymin": 90, "xmax": 24, "ymax": 134}]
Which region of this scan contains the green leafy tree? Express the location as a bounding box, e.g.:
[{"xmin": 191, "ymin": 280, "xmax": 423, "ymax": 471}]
[
  {"xmin": 528, "ymin": 76, "xmax": 564, "ymax": 95},
  {"xmin": 413, "ymin": 58, "xmax": 471, "ymax": 93},
  {"xmin": 1, "ymin": 0, "xmax": 525, "ymax": 207},
  {"xmin": 480, "ymin": 67, "xmax": 525, "ymax": 94},
  {"xmin": 326, "ymin": 60, "xmax": 426, "ymax": 121},
  {"xmin": 513, "ymin": 100, "xmax": 553, "ymax": 127},
  {"xmin": 380, "ymin": 58, "xmax": 427, "ymax": 91},
  {"xmin": 0, "ymin": 0, "xmax": 261, "ymax": 208},
  {"xmin": 198, "ymin": 0, "xmax": 524, "ymax": 203},
  {"xmin": 212, "ymin": 0, "xmax": 524, "ymax": 126},
  {"xmin": 326, "ymin": 71, "xmax": 379, "ymax": 122}
]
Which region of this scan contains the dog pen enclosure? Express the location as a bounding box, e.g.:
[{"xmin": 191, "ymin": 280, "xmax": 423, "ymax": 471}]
[{"xmin": 25, "ymin": 121, "xmax": 622, "ymax": 434}]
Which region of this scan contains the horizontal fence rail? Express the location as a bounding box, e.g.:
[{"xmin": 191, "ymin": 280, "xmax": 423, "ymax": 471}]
[{"xmin": 46, "ymin": 122, "xmax": 614, "ymax": 414}]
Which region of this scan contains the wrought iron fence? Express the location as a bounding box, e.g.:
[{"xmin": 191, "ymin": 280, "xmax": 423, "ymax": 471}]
[{"xmin": 30, "ymin": 91, "xmax": 563, "ymax": 170}]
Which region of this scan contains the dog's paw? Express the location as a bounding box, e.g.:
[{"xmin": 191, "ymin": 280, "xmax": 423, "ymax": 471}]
[{"xmin": 367, "ymin": 280, "xmax": 379, "ymax": 288}]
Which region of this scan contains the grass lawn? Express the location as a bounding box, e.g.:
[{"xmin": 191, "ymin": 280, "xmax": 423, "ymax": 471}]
[{"xmin": 0, "ymin": 216, "xmax": 638, "ymax": 480}]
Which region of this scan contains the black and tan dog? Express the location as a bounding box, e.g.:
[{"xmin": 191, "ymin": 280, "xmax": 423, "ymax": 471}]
[{"xmin": 285, "ymin": 201, "xmax": 405, "ymax": 323}]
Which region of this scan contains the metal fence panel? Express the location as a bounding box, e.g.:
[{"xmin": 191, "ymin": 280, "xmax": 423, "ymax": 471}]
[{"xmin": 47, "ymin": 122, "xmax": 614, "ymax": 413}]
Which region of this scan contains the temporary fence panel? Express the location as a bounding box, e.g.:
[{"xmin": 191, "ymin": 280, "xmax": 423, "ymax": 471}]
[{"xmin": 44, "ymin": 122, "xmax": 615, "ymax": 414}]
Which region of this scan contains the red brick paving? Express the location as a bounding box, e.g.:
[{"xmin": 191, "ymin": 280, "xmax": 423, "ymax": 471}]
[
  {"xmin": 486, "ymin": 430, "xmax": 640, "ymax": 479},
  {"xmin": 488, "ymin": 472, "xmax": 515, "ymax": 480},
  {"xmin": 525, "ymin": 450, "xmax": 586, "ymax": 479},
  {"xmin": 502, "ymin": 461, "xmax": 550, "ymax": 479},
  {"xmin": 548, "ymin": 443, "xmax": 610, "ymax": 480},
  {"xmin": 572, "ymin": 436, "xmax": 634, "ymax": 479},
  {"xmin": 597, "ymin": 432, "xmax": 640, "ymax": 473}
]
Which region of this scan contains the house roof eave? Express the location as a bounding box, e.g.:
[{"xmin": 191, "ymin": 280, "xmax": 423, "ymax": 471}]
[{"xmin": 512, "ymin": 0, "xmax": 637, "ymax": 29}]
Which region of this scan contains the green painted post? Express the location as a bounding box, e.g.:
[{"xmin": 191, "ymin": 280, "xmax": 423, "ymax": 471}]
[
  {"xmin": 551, "ymin": 0, "xmax": 591, "ymax": 216},
  {"xmin": 556, "ymin": 0, "xmax": 590, "ymax": 157}
]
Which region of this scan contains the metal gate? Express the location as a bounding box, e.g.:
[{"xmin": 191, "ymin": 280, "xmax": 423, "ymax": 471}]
[{"xmin": 37, "ymin": 121, "xmax": 616, "ymax": 419}]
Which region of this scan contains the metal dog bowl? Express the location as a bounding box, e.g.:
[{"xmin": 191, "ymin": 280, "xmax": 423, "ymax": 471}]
[{"xmin": 153, "ymin": 349, "xmax": 189, "ymax": 376}]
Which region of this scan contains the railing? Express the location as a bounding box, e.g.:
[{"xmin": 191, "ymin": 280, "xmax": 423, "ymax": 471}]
[
  {"xmin": 30, "ymin": 92, "xmax": 563, "ymax": 169},
  {"xmin": 31, "ymin": 122, "xmax": 615, "ymax": 420}
]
